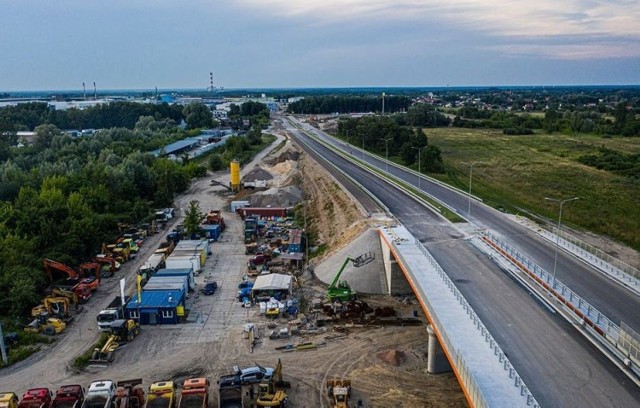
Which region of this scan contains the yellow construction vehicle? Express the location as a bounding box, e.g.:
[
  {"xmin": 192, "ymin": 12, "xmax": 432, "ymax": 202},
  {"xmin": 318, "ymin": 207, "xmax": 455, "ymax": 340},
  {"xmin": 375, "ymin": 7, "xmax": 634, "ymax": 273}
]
[
  {"xmin": 256, "ymin": 360, "xmax": 289, "ymax": 408},
  {"xmin": 31, "ymin": 297, "xmax": 72, "ymax": 321},
  {"xmin": 24, "ymin": 313, "xmax": 66, "ymax": 335},
  {"xmin": 326, "ymin": 379, "xmax": 351, "ymax": 408},
  {"xmin": 90, "ymin": 319, "xmax": 140, "ymax": 364},
  {"xmin": 0, "ymin": 392, "xmax": 19, "ymax": 408},
  {"xmin": 145, "ymin": 381, "xmax": 176, "ymax": 408}
]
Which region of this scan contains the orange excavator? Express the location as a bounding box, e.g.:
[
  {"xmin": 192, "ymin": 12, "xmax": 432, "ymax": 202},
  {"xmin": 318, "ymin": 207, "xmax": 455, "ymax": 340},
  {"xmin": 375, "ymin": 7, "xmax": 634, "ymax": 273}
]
[
  {"xmin": 93, "ymin": 256, "xmax": 120, "ymax": 277},
  {"xmin": 44, "ymin": 259, "xmax": 100, "ymax": 300}
]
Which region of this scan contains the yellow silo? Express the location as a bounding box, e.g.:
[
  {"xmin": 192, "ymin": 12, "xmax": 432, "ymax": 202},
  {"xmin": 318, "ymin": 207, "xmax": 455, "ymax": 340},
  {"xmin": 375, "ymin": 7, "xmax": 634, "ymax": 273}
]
[{"xmin": 230, "ymin": 160, "xmax": 240, "ymax": 192}]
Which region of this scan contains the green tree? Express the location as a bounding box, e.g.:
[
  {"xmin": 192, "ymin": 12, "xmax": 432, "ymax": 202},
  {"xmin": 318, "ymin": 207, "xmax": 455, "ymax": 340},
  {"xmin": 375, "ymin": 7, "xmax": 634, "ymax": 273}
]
[
  {"xmin": 34, "ymin": 124, "xmax": 63, "ymax": 149},
  {"xmin": 208, "ymin": 154, "xmax": 224, "ymax": 171},
  {"xmin": 182, "ymin": 102, "xmax": 214, "ymax": 130},
  {"xmin": 183, "ymin": 200, "xmax": 202, "ymax": 237}
]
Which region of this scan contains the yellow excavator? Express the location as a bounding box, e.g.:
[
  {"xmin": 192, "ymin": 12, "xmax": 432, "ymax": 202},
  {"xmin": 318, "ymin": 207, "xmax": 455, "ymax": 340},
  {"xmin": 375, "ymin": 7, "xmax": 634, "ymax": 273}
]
[
  {"xmin": 90, "ymin": 319, "xmax": 140, "ymax": 364},
  {"xmin": 256, "ymin": 359, "xmax": 289, "ymax": 408}
]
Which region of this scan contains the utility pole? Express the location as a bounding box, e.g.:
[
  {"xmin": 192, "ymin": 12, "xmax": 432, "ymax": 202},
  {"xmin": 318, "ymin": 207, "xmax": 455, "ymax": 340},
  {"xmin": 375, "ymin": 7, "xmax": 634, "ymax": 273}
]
[
  {"xmin": 545, "ymin": 197, "xmax": 580, "ymax": 288},
  {"xmin": 382, "ymin": 92, "xmax": 386, "ymax": 115},
  {"xmin": 412, "ymin": 146, "xmax": 427, "ymax": 190},
  {"xmin": 380, "ymin": 137, "xmax": 393, "ymax": 173},
  {"xmin": 0, "ymin": 323, "xmax": 8, "ymax": 365},
  {"xmin": 461, "ymin": 161, "xmax": 485, "ymax": 220}
]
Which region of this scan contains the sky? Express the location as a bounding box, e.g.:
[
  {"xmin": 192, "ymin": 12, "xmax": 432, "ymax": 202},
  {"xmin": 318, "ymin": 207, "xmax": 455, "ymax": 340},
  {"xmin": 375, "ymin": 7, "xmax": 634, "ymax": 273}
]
[{"xmin": 1, "ymin": 0, "xmax": 639, "ymax": 91}]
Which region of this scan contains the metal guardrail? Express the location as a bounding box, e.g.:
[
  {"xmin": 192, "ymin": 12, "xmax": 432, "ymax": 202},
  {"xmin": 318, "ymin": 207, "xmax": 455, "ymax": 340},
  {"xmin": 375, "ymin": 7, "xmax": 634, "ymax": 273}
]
[
  {"xmin": 392, "ymin": 236, "xmax": 540, "ymax": 408},
  {"xmin": 481, "ymin": 231, "xmax": 640, "ymax": 379},
  {"xmin": 537, "ymin": 225, "xmax": 640, "ymax": 284}
]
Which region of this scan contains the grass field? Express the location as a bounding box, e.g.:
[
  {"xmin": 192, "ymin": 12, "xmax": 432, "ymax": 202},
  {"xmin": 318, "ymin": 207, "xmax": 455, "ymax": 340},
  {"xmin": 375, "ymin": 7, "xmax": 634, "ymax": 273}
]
[{"xmin": 424, "ymin": 128, "xmax": 640, "ymax": 251}]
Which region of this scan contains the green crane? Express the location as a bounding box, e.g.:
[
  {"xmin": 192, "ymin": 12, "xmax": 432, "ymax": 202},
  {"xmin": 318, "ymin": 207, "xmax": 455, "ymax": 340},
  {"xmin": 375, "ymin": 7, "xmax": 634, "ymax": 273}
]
[{"xmin": 327, "ymin": 252, "xmax": 375, "ymax": 302}]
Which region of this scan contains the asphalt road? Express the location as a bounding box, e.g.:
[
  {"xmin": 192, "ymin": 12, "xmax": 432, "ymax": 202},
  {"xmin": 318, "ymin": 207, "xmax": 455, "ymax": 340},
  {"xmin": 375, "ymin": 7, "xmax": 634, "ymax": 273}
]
[{"xmin": 281, "ymin": 116, "xmax": 640, "ymax": 407}]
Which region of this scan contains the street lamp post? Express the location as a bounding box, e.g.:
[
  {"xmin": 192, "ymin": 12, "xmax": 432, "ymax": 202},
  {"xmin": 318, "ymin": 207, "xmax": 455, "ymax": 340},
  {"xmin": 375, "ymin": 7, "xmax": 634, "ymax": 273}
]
[
  {"xmin": 461, "ymin": 161, "xmax": 484, "ymax": 220},
  {"xmin": 545, "ymin": 196, "xmax": 579, "ymax": 288},
  {"xmin": 362, "ymin": 132, "xmax": 365, "ymax": 161},
  {"xmin": 379, "ymin": 137, "xmax": 393, "ymax": 173},
  {"xmin": 412, "ymin": 146, "xmax": 427, "ymax": 190}
]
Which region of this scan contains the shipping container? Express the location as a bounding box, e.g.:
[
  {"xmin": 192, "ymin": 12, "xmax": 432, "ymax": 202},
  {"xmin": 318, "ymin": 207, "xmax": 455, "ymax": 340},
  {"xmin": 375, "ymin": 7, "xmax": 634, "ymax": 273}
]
[{"xmin": 154, "ymin": 268, "xmax": 195, "ymax": 291}]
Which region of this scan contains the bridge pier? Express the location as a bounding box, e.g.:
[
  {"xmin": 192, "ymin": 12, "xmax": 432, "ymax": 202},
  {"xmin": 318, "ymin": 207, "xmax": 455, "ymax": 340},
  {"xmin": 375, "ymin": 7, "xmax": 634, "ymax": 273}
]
[
  {"xmin": 427, "ymin": 325, "xmax": 452, "ymax": 374},
  {"xmin": 380, "ymin": 235, "xmax": 393, "ymax": 295}
]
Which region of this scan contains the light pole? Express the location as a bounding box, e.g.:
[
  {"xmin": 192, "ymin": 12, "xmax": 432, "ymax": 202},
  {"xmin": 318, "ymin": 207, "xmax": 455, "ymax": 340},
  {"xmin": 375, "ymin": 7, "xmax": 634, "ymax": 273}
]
[
  {"xmin": 382, "ymin": 92, "xmax": 386, "ymax": 115},
  {"xmin": 545, "ymin": 196, "xmax": 579, "ymax": 288},
  {"xmin": 379, "ymin": 137, "xmax": 393, "ymax": 173},
  {"xmin": 461, "ymin": 161, "xmax": 484, "ymax": 220},
  {"xmin": 412, "ymin": 146, "xmax": 427, "ymax": 190},
  {"xmin": 362, "ymin": 132, "xmax": 365, "ymax": 161}
]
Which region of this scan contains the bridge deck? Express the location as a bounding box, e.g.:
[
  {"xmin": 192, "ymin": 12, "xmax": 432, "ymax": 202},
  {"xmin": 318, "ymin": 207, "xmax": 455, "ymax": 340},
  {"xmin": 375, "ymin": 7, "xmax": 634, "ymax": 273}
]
[{"xmin": 379, "ymin": 225, "xmax": 538, "ymax": 408}]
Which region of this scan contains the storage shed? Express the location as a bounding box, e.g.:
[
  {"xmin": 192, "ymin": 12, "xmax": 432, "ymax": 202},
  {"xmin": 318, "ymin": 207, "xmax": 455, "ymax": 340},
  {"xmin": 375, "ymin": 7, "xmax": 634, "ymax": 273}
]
[
  {"xmin": 154, "ymin": 268, "xmax": 195, "ymax": 291},
  {"xmin": 251, "ymin": 274, "xmax": 293, "ymax": 300},
  {"xmin": 288, "ymin": 229, "xmax": 303, "ymax": 253},
  {"xmin": 200, "ymin": 224, "xmax": 221, "ymax": 241},
  {"xmin": 125, "ymin": 289, "xmax": 185, "ymax": 325}
]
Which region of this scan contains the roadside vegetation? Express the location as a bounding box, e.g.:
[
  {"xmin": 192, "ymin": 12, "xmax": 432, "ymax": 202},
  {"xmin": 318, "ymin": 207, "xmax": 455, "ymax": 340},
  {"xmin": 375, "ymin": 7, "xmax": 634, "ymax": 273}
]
[{"xmin": 0, "ymin": 100, "xmax": 271, "ymax": 334}]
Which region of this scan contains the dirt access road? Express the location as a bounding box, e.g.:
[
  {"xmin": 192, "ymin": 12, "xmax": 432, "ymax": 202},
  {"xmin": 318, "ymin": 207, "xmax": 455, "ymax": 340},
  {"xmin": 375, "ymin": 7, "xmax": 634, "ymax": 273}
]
[{"xmin": 1, "ymin": 127, "xmax": 467, "ymax": 407}]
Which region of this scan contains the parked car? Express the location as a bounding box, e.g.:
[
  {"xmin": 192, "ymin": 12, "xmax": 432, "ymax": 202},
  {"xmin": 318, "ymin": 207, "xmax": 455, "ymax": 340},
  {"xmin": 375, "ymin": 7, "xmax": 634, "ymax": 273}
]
[
  {"xmin": 201, "ymin": 282, "xmax": 217, "ymax": 295},
  {"xmin": 249, "ymin": 253, "xmax": 271, "ymax": 266},
  {"xmin": 236, "ymin": 366, "xmax": 274, "ymax": 385}
]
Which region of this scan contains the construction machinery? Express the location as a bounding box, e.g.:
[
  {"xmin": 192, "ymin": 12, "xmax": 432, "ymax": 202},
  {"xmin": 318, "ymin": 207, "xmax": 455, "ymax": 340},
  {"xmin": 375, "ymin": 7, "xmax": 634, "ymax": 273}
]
[
  {"xmin": 176, "ymin": 378, "xmax": 208, "ymax": 408},
  {"xmin": 145, "ymin": 381, "xmax": 176, "ymax": 408},
  {"xmin": 97, "ymin": 296, "xmax": 131, "ymax": 332},
  {"xmin": 17, "ymin": 389, "xmax": 53, "ymax": 408},
  {"xmin": 32, "ymin": 296, "xmax": 72, "ymax": 321},
  {"xmin": 81, "ymin": 381, "xmax": 116, "ymax": 408},
  {"xmin": 90, "ymin": 319, "xmax": 140, "ymax": 364},
  {"xmin": 24, "ymin": 313, "xmax": 66, "ymax": 335},
  {"xmin": 44, "ymin": 259, "xmax": 99, "ymax": 297},
  {"xmin": 0, "ymin": 393, "xmax": 19, "ymax": 408},
  {"xmin": 51, "ymin": 385, "xmax": 85, "ymax": 408},
  {"xmin": 327, "ymin": 252, "xmax": 375, "ymax": 302},
  {"xmin": 50, "ymin": 285, "xmax": 90, "ymax": 305},
  {"xmin": 204, "ymin": 210, "xmax": 226, "ymax": 231},
  {"xmin": 102, "ymin": 243, "xmax": 130, "ymax": 264},
  {"xmin": 325, "ymin": 379, "xmax": 351, "ymax": 408},
  {"xmin": 256, "ymin": 360, "xmax": 289, "ymax": 408},
  {"xmin": 93, "ymin": 256, "xmax": 120, "ymax": 277},
  {"xmin": 113, "ymin": 380, "xmax": 145, "ymax": 408}
]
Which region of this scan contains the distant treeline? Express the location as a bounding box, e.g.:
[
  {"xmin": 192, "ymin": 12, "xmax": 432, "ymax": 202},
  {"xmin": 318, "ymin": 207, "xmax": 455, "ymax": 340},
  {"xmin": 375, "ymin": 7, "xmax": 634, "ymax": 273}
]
[
  {"xmin": 0, "ymin": 101, "xmax": 184, "ymax": 131},
  {"xmin": 287, "ymin": 95, "xmax": 411, "ymax": 114}
]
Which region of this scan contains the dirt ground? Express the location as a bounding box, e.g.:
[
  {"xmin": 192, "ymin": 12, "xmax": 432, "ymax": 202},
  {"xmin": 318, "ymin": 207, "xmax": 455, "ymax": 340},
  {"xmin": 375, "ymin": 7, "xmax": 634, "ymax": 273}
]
[{"xmin": 0, "ymin": 128, "xmax": 467, "ymax": 407}]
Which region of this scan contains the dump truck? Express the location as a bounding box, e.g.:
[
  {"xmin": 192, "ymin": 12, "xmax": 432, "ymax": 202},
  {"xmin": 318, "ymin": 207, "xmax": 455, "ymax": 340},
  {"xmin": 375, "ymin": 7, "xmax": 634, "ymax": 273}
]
[
  {"xmin": 256, "ymin": 359, "xmax": 289, "ymax": 408},
  {"xmin": 17, "ymin": 389, "xmax": 53, "ymax": 408},
  {"xmin": 0, "ymin": 393, "xmax": 19, "ymax": 408},
  {"xmin": 97, "ymin": 296, "xmax": 130, "ymax": 332},
  {"xmin": 176, "ymin": 378, "xmax": 208, "ymax": 408},
  {"xmin": 90, "ymin": 319, "xmax": 140, "ymax": 364},
  {"xmin": 24, "ymin": 313, "xmax": 66, "ymax": 335},
  {"xmin": 113, "ymin": 380, "xmax": 145, "ymax": 408},
  {"xmin": 327, "ymin": 252, "xmax": 375, "ymax": 302},
  {"xmin": 81, "ymin": 381, "xmax": 116, "ymax": 408},
  {"xmin": 51, "ymin": 385, "xmax": 85, "ymax": 408},
  {"xmin": 326, "ymin": 379, "xmax": 351, "ymax": 408},
  {"xmin": 217, "ymin": 375, "xmax": 241, "ymax": 408},
  {"xmin": 145, "ymin": 382, "xmax": 176, "ymax": 408}
]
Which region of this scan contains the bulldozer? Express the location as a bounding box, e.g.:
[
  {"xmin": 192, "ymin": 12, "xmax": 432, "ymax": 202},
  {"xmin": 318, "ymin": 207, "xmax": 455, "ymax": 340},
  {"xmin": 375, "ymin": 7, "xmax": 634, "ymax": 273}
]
[
  {"xmin": 256, "ymin": 359, "xmax": 289, "ymax": 408},
  {"xmin": 326, "ymin": 379, "xmax": 351, "ymax": 408},
  {"xmin": 24, "ymin": 313, "xmax": 66, "ymax": 336},
  {"xmin": 90, "ymin": 319, "xmax": 140, "ymax": 364}
]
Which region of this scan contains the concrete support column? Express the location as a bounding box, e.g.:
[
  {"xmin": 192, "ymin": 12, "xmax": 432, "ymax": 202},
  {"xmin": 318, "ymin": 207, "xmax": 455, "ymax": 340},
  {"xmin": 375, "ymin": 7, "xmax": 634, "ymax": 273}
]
[
  {"xmin": 380, "ymin": 236, "xmax": 393, "ymax": 295},
  {"xmin": 427, "ymin": 324, "xmax": 451, "ymax": 373}
]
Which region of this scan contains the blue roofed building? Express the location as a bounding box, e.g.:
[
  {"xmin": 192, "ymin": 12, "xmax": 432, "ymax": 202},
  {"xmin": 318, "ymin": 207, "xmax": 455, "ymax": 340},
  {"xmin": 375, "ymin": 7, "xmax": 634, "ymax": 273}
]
[{"xmin": 126, "ymin": 289, "xmax": 185, "ymax": 325}]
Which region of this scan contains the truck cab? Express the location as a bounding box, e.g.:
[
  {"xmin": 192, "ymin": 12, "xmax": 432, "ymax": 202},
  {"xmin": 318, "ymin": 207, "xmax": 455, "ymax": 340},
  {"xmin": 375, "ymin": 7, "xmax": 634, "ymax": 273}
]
[
  {"xmin": 0, "ymin": 392, "xmax": 19, "ymax": 408},
  {"xmin": 51, "ymin": 385, "xmax": 85, "ymax": 408},
  {"xmin": 145, "ymin": 382, "xmax": 176, "ymax": 408},
  {"xmin": 82, "ymin": 381, "xmax": 116, "ymax": 408},
  {"xmin": 18, "ymin": 389, "xmax": 53, "ymax": 408}
]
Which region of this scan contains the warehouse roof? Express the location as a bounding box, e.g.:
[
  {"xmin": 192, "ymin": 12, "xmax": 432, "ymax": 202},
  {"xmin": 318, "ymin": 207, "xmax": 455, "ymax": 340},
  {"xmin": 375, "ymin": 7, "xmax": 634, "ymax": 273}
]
[
  {"xmin": 252, "ymin": 273, "xmax": 292, "ymax": 293},
  {"xmin": 126, "ymin": 290, "xmax": 183, "ymax": 309}
]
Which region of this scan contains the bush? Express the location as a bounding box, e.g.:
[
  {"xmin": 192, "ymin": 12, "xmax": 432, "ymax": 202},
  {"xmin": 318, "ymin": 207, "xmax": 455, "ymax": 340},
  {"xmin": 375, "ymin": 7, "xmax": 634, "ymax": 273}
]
[{"xmin": 503, "ymin": 128, "xmax": 534, "ymax": 135}]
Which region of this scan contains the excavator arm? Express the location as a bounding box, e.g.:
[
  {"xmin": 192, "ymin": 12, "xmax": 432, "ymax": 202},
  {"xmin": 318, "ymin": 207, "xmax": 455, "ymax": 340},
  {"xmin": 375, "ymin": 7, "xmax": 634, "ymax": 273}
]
[
  {"xmin": 328, "ymin": 252, "xmax": 376, "ymax": 290},
  {"xmin": 44, "ymin": 259, "xmax": 80, "ymax": 281}
]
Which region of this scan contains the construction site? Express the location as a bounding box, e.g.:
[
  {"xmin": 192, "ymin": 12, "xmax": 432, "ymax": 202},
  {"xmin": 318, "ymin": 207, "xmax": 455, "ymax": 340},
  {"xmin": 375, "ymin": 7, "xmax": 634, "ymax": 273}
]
[{"xmin": 0, "ymin": 120, "xmax": 467, "ymax": 407}]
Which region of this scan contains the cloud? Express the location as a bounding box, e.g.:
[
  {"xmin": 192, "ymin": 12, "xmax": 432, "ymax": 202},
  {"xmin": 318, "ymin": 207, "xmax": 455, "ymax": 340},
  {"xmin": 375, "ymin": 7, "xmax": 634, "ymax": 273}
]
[{"xmin": 237, "ymin": 0, "xmax": 640, "ymax": 58}]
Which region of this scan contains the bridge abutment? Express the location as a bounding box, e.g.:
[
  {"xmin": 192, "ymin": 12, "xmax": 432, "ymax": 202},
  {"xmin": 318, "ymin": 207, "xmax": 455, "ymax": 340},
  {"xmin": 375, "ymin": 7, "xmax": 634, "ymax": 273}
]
[{"xmin": 427, "ymin": 324, "xmax": 452, "ymax": 373}]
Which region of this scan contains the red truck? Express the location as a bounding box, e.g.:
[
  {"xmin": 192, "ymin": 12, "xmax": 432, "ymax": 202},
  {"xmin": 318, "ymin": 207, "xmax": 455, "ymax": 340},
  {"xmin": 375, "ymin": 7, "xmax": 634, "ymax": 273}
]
[
  {"xmin": 51, "ymin": 385, "xmax": 85, "ymax": 408},
  {"xmin": 18, "ymin": 389, "xmax": 52, "ymax": 408}
]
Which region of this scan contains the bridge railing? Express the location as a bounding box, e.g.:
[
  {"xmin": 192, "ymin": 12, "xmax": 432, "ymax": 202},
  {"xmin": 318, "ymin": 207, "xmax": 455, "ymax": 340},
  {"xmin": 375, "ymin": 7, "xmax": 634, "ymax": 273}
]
[
  {"xmin": 404, "ymin": 238, "xmax": 540, "ymax": 407},
  {"xmin": 481, "ymin": 231, "xmax": 640, "ymax": 378}
]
